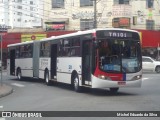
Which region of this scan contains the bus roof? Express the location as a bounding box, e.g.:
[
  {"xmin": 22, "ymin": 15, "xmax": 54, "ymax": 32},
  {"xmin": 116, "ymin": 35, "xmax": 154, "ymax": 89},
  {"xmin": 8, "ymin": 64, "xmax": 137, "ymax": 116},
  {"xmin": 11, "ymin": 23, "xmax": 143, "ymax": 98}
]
[
  {"xmin": 40, "ymin": 28, "xmax": 139, "ymax": 42},
  {"xmin": 8, "ymin": 40, "xmax": 34, "ymax": 47},
  {"xmin": 7, "ymin": 28, "xmax": 139, "ymax": 47}
]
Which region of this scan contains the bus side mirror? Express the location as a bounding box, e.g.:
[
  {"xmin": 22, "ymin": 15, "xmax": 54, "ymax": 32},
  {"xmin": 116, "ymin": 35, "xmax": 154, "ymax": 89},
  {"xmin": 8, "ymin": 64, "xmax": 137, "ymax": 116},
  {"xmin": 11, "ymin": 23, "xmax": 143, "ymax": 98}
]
[{"xmin": 94, "ymin": 41, "xmax": 99, "ymax": 49}]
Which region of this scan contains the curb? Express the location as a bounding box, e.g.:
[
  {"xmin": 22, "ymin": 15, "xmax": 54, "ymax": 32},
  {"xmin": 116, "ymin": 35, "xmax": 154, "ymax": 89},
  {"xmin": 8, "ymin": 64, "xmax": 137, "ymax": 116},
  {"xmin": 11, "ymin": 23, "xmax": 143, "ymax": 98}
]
[{"xmin": 0, "ymin": 84, "xmax": 13, "ymax": 98}]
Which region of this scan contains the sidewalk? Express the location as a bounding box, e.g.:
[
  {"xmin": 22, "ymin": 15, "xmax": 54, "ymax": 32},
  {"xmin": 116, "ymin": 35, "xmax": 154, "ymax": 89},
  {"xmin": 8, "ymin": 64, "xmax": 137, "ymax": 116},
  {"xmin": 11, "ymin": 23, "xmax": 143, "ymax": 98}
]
[{"xmin": 0, "ymin": 84, "xmax": 13, "ymax": 98}]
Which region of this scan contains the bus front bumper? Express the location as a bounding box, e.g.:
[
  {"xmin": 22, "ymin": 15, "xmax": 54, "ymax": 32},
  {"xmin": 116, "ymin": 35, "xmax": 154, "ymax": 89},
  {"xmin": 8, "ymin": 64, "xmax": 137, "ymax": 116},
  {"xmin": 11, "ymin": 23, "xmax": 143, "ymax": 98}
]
[{"xmin": 91, "ymin": 75, "xmax": 142, "ymax": 88}]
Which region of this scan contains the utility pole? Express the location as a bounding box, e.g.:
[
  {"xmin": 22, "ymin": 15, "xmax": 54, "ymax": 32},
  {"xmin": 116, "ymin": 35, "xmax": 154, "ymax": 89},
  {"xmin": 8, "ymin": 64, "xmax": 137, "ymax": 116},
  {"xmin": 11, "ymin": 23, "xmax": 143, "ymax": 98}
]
[{"xmin": 93, "ymin": 0, "xmax": 97, "ymax": 29}]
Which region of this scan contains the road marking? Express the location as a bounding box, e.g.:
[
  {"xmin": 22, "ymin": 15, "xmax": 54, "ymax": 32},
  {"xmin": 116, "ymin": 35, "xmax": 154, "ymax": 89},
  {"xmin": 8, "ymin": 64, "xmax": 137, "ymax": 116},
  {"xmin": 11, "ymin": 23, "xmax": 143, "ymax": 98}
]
[
  {"xmin": 11, "ymin": 83, "xmax": 25, "ymax": 87},
  {"xmin": 0, "ymin": 118, "xmax": 5, "ymax": 120},
  {"xmin": 0, "ymin": 105, "xmax": 3, "ymax": 109},
  {"xmin": 142, "ymin": 78, "xmax": 149, "ymax": 81}
]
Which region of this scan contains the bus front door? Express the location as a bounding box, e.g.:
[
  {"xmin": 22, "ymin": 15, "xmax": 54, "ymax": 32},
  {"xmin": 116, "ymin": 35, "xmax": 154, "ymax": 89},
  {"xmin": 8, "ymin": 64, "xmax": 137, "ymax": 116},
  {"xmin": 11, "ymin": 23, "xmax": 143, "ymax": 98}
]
[{"xmin": 82, "ymin": 40, "xmax": 92, "ymax": 85}]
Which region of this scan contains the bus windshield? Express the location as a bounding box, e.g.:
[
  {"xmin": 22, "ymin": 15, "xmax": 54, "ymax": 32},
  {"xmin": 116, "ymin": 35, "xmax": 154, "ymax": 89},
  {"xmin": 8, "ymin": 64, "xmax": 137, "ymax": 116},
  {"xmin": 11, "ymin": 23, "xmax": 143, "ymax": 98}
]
[{"xmin": 98, "ymin": 39, "xmax": 141, "ymax": 73}]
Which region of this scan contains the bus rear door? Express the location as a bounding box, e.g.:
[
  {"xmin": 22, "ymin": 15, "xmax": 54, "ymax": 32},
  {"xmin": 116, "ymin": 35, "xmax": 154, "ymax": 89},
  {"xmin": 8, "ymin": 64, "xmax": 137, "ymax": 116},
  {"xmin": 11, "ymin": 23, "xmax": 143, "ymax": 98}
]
[
  {"xmin": 82, "ymin": 40, "xmax": 92, "ymax": 86},
  {"xmin": 10, "ymin": 49, "xmax": 15, "ymax": 75},
  {"xmin": 51, "ymin": 44, "xmax": 57, "ymax": 79}
]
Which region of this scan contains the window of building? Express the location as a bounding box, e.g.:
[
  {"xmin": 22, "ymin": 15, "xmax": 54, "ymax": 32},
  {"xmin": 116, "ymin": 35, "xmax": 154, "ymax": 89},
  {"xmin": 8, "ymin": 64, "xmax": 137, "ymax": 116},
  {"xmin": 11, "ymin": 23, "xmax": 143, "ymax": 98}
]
[
  {"xmin": 30, "ymin": 7, "xmax": 34, "ymax": 11},
  {"xmin": 146, "ymin": 0, "xmax": 154, "ymax": 8},
  {"xmin": 17, "ymin": 0, "xmax": 22, "ymax": 3},
  {"xmin": 80, "ymin": 19, "xmax": 93, "ymax": 30},
  {"xmin": 52, "ymin": 0, "xmax": 64, "ymax": 8},
  {"xmin": 17, "ymin": 18, "xmax": 21, "ymax": 22},
  {"xmin": 30, "ymin": 13, "xmax": 34, "ymax": 17},
  {"xmin": 146, "ymin": 20, "xmax": 154, "ymax": 30},
  {"xmin": 17, "ymin": 5, "xmax": 22, "ymax": 9},
  {"xmin": 80, "ymin": 0, "xmax": 93, "ymax": 7},
  {"xmin": 17, "ymin": 12, "xmax": 22, "ymax": 15},
  {"xmin": 114, "ymin": 0, "xmax": 130, "ymax": 4},
  {"xmin": 30, "ymin": 1, "xmax": 33, "ymax": 5}
]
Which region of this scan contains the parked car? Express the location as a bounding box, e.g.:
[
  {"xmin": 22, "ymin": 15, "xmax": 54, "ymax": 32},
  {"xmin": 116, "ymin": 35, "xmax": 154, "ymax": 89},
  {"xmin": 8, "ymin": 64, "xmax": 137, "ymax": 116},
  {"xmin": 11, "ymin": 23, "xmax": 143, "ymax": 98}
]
[{"xmin": 142, "ymin": 56, "xmax": 160, "ymax": 73}]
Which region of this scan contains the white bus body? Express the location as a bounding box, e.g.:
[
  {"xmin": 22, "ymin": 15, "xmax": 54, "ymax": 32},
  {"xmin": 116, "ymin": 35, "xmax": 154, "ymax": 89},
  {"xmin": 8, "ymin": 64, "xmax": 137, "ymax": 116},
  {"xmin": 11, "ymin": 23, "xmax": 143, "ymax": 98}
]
[{"xmin": 7, "ymin": 28, "xmax": 142, "ymax": 93}]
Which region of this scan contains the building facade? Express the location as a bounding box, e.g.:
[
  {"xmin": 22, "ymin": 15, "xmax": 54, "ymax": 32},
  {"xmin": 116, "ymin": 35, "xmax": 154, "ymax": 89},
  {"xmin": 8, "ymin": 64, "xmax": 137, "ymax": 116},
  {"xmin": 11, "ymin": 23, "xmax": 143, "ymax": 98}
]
[
  {"xmin": 1, "ymin": 0, "xmax": 159, "ymax": 31},
  {"xmin": 43, "ymin": 0, "xmax": 160, "ymax": 31},
  {"xmin": 0, "ymin": 0, "xmax": 43, "ymax": 29}
]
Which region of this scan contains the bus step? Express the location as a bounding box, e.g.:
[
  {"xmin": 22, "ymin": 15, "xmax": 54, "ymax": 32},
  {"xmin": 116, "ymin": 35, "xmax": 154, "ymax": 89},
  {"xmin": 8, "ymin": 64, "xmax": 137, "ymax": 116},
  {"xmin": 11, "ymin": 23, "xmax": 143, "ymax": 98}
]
[
  {"xmin": 51, "ymin": 79, "xmax": 57, "ymax": 81},
  {"xmin": 85, "ymin": 81, "xmax": 91, "ymax": 85},
  {"xmin": 82, "ymin": 84, "xmax": 91, "ymax": 88}
]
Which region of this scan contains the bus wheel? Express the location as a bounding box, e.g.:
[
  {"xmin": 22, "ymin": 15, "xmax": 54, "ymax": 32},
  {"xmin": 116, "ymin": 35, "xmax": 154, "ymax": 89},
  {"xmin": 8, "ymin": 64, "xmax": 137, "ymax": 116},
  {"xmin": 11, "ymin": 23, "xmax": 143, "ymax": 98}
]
[
  {"xmin": 109, "ymin": 88, "xmax": 119, "ymax": 94},
  {"xmin": 17, "ymin": 69, "xmax": 22, "ymax": 80},
  {"xmin": 155, "ymin": 66, "xmax": 160, "ymax": 73},
  {"xmin": 73, "ymin": 74, "xmax": 81, "ymax": 92},
  {"xmin": 45, "ymin": 70, "xmax": 51, "ymax": 86}
]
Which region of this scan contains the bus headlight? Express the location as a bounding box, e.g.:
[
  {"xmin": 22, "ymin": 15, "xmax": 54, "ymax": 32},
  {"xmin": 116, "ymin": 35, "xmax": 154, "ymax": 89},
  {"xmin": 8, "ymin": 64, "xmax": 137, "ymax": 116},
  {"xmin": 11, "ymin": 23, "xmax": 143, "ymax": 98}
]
[
  {"xmin": 131, "ymin": 75, "xmax": 142, "ymax": 80},
  {"xmin": 97, "ymin": 75, "xmax": 111, "ymax": 80}
]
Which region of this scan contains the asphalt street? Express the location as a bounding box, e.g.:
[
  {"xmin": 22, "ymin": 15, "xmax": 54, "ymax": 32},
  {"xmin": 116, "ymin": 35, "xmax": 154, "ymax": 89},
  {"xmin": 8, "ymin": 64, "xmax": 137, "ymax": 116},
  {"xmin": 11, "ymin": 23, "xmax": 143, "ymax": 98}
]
[{"xmin": 0, "ymin": 72, "xmax": 160, "ymax": 120}]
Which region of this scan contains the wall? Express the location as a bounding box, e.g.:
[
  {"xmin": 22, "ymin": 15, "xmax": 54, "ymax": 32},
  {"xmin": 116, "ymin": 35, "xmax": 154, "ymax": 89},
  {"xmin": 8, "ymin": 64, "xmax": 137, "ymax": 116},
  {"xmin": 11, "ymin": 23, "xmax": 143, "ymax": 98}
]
[{"xmin": 43, "ymin": 0, "xmax": 160, "ymax": 30}]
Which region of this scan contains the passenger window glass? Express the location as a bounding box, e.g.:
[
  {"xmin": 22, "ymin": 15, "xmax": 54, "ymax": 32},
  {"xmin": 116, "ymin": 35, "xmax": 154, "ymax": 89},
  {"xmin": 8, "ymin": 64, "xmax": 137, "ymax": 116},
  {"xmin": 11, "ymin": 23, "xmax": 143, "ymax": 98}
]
[
  {"xmin": 15, "ymin": 47, "xmax": 20, "ymax": 58},
  {"xmin": 63, "ymin": 39, "xmax": 71, "ymax": 56},
  {"xmin": 19, "ymin": 44, "xmax": 32, "ymax": 58},
  {"xmin": 58, "ymin": 37, "xmax": 81, "ymax": 57},
  {"xmin": 40, "ymin": 42, "xmax": 50, "ymax": 57},
  {"xmin": 70, "ymin": 37, "xmax": 80, "ymax": 56}
]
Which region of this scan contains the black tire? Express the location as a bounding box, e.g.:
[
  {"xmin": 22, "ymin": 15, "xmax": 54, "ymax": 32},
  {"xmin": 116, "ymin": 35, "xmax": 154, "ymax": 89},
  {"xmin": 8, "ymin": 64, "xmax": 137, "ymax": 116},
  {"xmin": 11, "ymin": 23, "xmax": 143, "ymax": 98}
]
[
  {"xmin": 45, "ymin": 70, "xmax": 52, "ymax": 86},
  {"xmin": 155, "ymin": 66, "xmax": 160, "ymax": 73},
  {"xmin": 17, "ymin": 69, "xmax": 22, "ymax": 80},
  {"xmin": 73, "ymin": 74, "xmax": 81, "ymax": 92},
  {"xmin": 109, "ymin": 88, "xmax": 119, "ymax": 94}
]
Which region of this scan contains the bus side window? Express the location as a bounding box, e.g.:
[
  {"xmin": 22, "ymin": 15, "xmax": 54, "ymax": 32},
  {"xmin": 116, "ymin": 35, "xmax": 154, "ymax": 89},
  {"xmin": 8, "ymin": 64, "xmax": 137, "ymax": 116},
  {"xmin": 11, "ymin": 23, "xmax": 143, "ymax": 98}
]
[
  {"xmin": 58, "ymin": 40, "xmax": 63, "ymax": 57},
  {"xmin": 28, "ymin": 44, "xmax": 33, "ymax": 57},
  {"xmin": 40, "ymin": 42, "xmax": 50, "ymax": 57},
  {"xmin": 63, "ymin": 39, "xmax": 71, "ymax": 56},
  {"xmin": 70, "ymin": 37, "xmax": 80, "ymax": 57},
  {"xmin": 19, "ymin": 45, "xmax": 24, "ymax": 58},
  {"xmin": 16, "ymin": 46, "xmax": 20, "ymax": 58}
]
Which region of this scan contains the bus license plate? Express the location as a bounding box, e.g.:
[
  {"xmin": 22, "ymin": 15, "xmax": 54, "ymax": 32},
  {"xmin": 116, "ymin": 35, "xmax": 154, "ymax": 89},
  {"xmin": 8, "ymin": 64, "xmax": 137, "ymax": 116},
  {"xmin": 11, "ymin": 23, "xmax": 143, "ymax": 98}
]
[{"xmin": 118, "ymin": 81, "xmax": 126, "ymax": 85}]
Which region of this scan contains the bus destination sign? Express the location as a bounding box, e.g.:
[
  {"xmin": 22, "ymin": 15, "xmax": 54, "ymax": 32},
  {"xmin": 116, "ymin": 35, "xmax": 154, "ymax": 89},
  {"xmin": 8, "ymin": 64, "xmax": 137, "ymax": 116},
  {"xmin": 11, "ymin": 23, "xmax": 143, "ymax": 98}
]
[
  {"xmin": 96, "ymin": 30, "xmax": 133, "ymax": 38},
  {"xmin": 104, "ymin": 31, "xmax": 132, "ymax": 38}
]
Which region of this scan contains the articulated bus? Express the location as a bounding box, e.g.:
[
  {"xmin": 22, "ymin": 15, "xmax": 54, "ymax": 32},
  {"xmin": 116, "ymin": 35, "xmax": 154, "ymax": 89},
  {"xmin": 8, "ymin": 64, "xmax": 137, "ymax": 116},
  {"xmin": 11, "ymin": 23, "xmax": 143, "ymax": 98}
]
[{"xmin": 7, "ymin": 28, "xmax": 142, "ymax": 93}]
